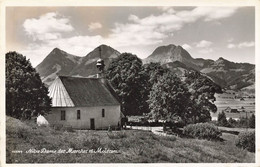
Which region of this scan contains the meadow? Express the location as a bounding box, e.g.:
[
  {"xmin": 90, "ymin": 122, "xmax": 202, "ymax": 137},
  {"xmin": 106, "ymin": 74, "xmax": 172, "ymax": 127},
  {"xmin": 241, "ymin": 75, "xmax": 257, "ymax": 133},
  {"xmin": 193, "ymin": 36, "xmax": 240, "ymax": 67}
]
[
  {"xmin": 211, "ymin": 93, "xmax": 255, "ymax": 120},
  {"xmin": 6, "ymin": 116, "xmax": 254, "ymax": 163}
]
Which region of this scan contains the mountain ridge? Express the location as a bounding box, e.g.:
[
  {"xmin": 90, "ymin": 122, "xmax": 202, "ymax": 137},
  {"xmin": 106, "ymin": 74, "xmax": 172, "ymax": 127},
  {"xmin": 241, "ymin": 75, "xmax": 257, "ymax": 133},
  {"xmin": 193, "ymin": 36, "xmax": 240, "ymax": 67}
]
[
  {"xmin": 35, "ymin": 44, "xmax": 255, "ymax": 91},
  {"xmin": 143, "ymin": 44, "xmax": 254, "ymax": 90},
  {"xmin": 36, "ymin": 45, "xmax": 120, "ymax": 86}
]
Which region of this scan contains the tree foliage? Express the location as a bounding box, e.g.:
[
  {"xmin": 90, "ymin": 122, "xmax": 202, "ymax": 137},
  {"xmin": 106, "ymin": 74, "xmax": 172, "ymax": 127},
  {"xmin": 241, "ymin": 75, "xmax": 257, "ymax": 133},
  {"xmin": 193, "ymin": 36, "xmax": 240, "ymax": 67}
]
[
  {"xmin": 106, "ymin": 54, "xmax": 222, "ymax": 125},
  {"xmin": 249, "ymin": 114, "xmax": 255, "ymax": 128},
  {"xmin": 105, "ymin": 53, "xmax": 143, "ymax": 115},
  {"xmin": 184, "ymin": 70, "xmax": 221, "ymax": 123},
  {"xmin": 139, "ymin": 62, "xmax": 169, "ymax": 113},
  {"xmin": 236, "ymin": 131, "xmax": 255, "ymax": 152},
  {"xmin": 6, "ymin": 52, "xmax": 52, "ymax": 119},
  {"xmin": 217, "ymin": 111, "xmax": 229, "ymax": 127},
  {"xmin": 147, "ymin": 71, "xmax": 192, "ymax": 122}
]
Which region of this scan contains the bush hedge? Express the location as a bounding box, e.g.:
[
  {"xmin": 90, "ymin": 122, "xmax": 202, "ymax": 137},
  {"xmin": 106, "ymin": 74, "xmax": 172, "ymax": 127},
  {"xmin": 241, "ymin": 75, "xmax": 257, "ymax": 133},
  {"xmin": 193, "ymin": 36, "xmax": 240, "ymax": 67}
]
[
  {"xmin": 183, "ymin": 123, "xmax": 222, "ymax": 140},
  {"xmin": 235, "ymin": 131, "xmax": 255, "ymax": 152}
]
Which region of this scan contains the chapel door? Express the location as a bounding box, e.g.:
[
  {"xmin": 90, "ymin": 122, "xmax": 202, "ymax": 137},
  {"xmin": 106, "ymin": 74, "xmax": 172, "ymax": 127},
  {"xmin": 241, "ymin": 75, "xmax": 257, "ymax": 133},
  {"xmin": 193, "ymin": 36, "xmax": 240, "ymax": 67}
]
[{"xmin": 90, "ymin": 118, "xmax": 95, "ymax": 130}]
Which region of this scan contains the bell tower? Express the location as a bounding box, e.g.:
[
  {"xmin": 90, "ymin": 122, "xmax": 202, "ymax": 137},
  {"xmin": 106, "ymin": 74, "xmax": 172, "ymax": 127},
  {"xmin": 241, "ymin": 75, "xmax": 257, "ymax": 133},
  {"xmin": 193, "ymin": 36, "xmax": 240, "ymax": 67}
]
[{"xmin": 96, "ymin": 46, "xmax": 105, "ymax": 78}]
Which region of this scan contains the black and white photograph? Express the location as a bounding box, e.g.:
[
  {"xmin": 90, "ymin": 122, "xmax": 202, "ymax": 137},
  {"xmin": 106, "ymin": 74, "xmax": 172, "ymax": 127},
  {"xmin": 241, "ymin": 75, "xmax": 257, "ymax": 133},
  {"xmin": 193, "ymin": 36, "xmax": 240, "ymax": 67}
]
[{"xmin": 1, "ymin": 0, "xmax": 259, "ymax": 165}]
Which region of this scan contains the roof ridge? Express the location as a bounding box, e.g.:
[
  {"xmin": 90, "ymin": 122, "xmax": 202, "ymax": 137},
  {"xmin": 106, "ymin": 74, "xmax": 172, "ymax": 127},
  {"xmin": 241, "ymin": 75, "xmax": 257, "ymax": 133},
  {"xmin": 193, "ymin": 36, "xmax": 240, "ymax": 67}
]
[{"xmin": 58, "ymin": 75, "xmax": 100, "ymax": 79}]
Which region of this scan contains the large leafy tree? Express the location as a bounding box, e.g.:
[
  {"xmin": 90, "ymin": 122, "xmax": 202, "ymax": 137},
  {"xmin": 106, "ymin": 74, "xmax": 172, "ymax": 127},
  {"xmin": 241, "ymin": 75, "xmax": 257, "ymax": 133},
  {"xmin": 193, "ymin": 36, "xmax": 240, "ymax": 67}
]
[
  {"xmin": 184, "ymin": 70, "xmax": 222, "ymax": 123},
  {"xmin": 106, "ymin": 53, "xmax": 143, "ymax": 116},
  {"xmin": 6, "ymin": 52, "xmax": 52, "ymax": 119},
  {"xmin": 147, "ymin": 71, "xmax": 192, "ymax": 123},
  {"xmin": 139, "ymin": 62, "xmax": 169, "ymax": 114}
]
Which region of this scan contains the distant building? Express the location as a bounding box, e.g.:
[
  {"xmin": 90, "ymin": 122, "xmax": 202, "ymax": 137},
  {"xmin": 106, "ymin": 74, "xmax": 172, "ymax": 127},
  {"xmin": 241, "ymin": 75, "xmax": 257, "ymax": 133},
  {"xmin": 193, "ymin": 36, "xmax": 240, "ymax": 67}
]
[
  {"xmin": 223, "ymin": 107, "xmax": 239, "ymax": 113},
  {"xmin": 240, "ymin": 97, "xmax": 245, "ymax": 101}
]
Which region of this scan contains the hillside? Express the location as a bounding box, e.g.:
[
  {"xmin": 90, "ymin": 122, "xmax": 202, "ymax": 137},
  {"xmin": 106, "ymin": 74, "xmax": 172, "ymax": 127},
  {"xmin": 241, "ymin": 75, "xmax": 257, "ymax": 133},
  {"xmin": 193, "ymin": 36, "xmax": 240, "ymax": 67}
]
[
  {"xmin": 69, "ymin": 44, "xmax": 120, "ymax": 77},
  {"xmin": 144, "ymin": 45, "xmax": 255, "ymax": 90},
  {"xmin": 201, "ymin": 57, "xmax": 255, "ymax": 89},
  {"xmin": 35, "ymin": 44, "xmax": 255, "ymax": 90},
  {"xmin": 36, "ymin": 45, "xmax": 120, "ymax": 86},
  {"xmin": 36, "ymin": 48, "xmax": 81, "ymax": 86},
  {"xmin": 6, "ymin": 116, "xmax": 254, "ymax": 163}
]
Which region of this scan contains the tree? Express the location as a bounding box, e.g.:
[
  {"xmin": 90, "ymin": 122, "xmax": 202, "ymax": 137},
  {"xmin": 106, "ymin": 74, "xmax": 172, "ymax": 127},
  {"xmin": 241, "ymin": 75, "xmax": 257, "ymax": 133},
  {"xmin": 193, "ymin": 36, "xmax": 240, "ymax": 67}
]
[
  {"xmin": 147, "ymin": 71, "xmax": 192, "ymax": 123},
  {"xmin": 228, "ymin": 117, "xmax": 237, "ymax": 127},
  {"xmin": 6, "ymin": 52, "xmax": 52, "ymax": 119},
  {"xmin": 249, "ymin": 114, "xmax": 255, "ymax": 128},
  {"xmin": 105, "ymin": 53, "xmax": 143, "ymax": 116},
  {"xmin": 217, "ymin": 111, "xmax": 229, "ymax": 127},
  {"xmin": 184, "ymin": 70, "xmax": 221, "ymax": 123},
  {"xmin": 139, "ymin": 62, "xmax": 169, "ymax": 114}
]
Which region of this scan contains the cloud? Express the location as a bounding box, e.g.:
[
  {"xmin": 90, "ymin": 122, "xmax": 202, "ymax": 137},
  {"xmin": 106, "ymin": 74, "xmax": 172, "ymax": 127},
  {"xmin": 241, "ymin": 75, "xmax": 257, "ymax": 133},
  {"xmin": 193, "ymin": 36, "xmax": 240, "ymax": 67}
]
[
  {"xmin": 88, "ymin": 22, "xmax": 102, "ymax": 31},
  {"xmin": 227, "ymin": 41, "xmax": 255, "ymax": 49},
  {"xmin": 23, "ymin": 12, "xmax": 74, "ymax": 41},
  {"xmin": 227, "ymin": 44, "xmax": 236, "ymax": 49},
  {"xmin": 198, "ymin": 48, "xmax": 213, "ymax": 54},
  {"xmin": 238, "ymin": 41, "xmax": 255, "ymax": 48},
  {"xmin": 194, "ymin": 40, "xmax": 213, "ymax": 54},
  {"xmin": 196, "ymin": 40, "xmax": 212, "ymax": 48},
  {"xmin": 192, "ymin": 7, "xmax": 238, "ymax": 21},
  {"xmin": 182, "ymin": 44, "xmax": 192, "ymax": 50},
  {"xmin": 158, "ymin": 7, "xmax": 176, "ymax": 14},
  {"xmin": 118, "ymin": 7, "xmax": 238, "ymax": 47},
  {"xmin": 21, "ymin": 7, "xmax": 240, "ymax": 66}
]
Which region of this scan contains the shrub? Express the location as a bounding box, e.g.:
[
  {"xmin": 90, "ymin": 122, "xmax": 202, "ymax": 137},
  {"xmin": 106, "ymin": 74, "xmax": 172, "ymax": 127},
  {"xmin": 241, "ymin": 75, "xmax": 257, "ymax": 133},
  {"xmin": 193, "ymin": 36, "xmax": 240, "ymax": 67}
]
[
  {"xmin": 183, "ymin": 123, "xmax": 222, "ymax": 140},
  {"xmin": 249, "ymin": 114, "xmax": 255, "ymax": 128},
  {"xmin": 235, "ymin": 131, "xmax": 255, "ymax": 152},
  {"xmin": 228, "ymin": 117, "xmax": 237, "ymax": 127},
  {"xmin": 217, "ymin": 111, "xmax": 230, "ymax": 127}
]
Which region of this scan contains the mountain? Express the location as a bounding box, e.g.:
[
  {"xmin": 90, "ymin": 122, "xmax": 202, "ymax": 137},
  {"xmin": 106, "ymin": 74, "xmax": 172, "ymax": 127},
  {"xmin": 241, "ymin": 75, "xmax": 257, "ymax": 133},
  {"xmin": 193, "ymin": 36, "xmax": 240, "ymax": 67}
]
[
  {"xmin": 144, "ymin": 44, "xmax": 214, "ymax": 71},
  {"xmin": 36, "ymin": 48, "xmax": 81, "ymax": 85},
  {"xmin": 36, "ymin": 44, "xmax": 255, "ymax": 91},
  {"xmin": 200, "ymin": 57, "xmax": 255, "ymax": 90},
  {"xmin": 144, "ymin": 44, "xmax": 198, "ymax": 70},
  {"xmin": 144, "ymin": 44, "xmax": 255, "ymax": 91},
  {"xmin": 36, "ymin": 45, "xmax": 120, "ymax": 86},
  {"xmin": 69, "ymin": 44, "xmax": 120, "ymax": 77},
  {"xmin": 162, "ymin": 61, "xmax": 195, "ymax": 76}
]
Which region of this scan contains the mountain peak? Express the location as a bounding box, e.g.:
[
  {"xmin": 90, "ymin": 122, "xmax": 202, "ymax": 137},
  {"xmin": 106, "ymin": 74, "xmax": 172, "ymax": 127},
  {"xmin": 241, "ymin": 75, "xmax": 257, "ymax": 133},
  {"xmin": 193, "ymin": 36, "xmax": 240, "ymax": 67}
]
[
  {"xmin": 217, "ymin": 57, "xmax": 227, "ymax": 61},
  {"xmin": 49, "ymin": 47, "xmax": 68, "ymax": 56},
  {"xmin": 144, "ymin": 43, "xmax": 194, "ymax": 66},
  {"xmin": 52, "ymin": 47, "xmax": 62, "ymax": 52},
  {"xmin": 94, "ymin": 44, "xmax": 113, "ymax": 51},
  {"xmin": 216, "ymin": 57, "xmax": 230, "ymax": 64}
]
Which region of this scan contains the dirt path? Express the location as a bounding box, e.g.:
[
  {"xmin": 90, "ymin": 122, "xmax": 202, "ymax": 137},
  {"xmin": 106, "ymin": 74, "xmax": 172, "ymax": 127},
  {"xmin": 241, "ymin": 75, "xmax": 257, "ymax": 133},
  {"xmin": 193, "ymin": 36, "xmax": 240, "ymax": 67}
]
[{"xmin": 126, "ymin": 126, "xmax": 172, "ymax": 136}]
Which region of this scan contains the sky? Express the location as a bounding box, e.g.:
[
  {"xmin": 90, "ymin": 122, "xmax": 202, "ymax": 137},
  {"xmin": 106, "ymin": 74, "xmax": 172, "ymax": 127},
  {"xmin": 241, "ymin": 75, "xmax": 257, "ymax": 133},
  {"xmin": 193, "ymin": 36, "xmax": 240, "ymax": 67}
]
[{"xmin": 6, "ymin": 6, "xmax": 255, "ymax": 67}]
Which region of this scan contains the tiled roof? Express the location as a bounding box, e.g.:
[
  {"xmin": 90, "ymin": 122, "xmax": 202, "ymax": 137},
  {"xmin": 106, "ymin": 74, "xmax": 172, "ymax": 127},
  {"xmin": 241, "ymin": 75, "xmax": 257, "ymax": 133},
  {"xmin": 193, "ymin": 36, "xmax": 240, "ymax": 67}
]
[{"xmin": 49, "ymin": 76, "xmax": 120, "ymax": 107}]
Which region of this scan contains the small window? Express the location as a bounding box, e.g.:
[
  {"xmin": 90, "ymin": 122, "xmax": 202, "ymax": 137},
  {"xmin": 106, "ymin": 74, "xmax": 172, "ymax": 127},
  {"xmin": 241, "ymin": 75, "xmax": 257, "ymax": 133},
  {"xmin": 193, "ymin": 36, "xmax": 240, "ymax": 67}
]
[
  {"xmin": 77, "ymin": 110, "xmax": 80, "ymax": 120},
  {"xmin": 61, "ymin": 110, "xmax": 66, "ymax": 120},
  {"xmin": 102, "ymin": 109, "xmax": 105, "ymax": 117}
]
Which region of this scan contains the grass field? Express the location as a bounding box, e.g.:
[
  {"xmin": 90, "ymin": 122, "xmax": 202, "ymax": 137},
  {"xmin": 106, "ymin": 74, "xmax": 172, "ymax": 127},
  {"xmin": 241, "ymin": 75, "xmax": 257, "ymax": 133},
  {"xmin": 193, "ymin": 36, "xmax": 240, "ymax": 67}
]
[
  {"xmin": 6, "ymin": 116, "xmax": 254, "ymax": 163},
  {"xmin": 211, "ymin": 93, "xmax": 255, "ymax": 120}
]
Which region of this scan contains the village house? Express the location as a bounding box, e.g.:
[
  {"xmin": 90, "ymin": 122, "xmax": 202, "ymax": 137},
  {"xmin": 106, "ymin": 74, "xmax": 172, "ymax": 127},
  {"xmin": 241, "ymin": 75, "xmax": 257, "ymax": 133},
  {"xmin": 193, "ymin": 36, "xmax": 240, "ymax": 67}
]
[
  {"xmin": 46, "ymin": 56, "xmax": 122, "ymax": 129},
  {"xmin": 223, "ymin": 107, "xmax": 239, "ymax": 113}
]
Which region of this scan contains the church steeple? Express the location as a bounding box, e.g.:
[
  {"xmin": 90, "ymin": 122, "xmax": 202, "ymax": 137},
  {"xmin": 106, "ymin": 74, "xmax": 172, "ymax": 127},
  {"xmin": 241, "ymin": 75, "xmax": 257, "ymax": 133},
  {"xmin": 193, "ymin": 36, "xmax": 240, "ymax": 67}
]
[{"xmin": 96, "ymin": 46, "xmax": 105, "ymax": 78}]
